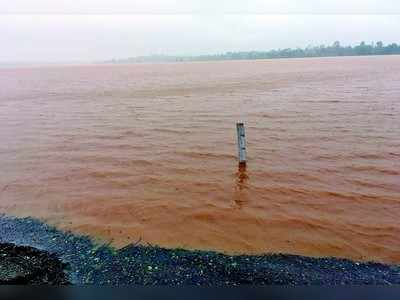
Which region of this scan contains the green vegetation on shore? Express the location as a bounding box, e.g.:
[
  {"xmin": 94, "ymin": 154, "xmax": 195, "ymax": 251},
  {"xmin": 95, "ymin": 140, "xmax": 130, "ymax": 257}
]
[{"xmin": 107, "ymin": 41, "xmax": 400, "ymax": 64}]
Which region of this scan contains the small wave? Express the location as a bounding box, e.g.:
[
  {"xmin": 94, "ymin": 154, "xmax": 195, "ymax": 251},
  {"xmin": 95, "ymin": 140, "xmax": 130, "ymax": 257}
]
[
  {"xmin": 315, "ymin": 153, "xmax": 387, "ymax": 161},
  {"xmin": 357, "ymin": 154, "xmax": 387, "ymax": 160},
  {"xmin": 349, "ymin": 178, "xmax": 394, "ymax": 190},
  {"xmin": 344, "ymin": 165, "xmax": 400, "ymax": 176},
  {"xmin": 153, "ymin": 128, "xmax": 193, "ymax": 134},
  {"xmin": 175, "ymin": 151, "xmax": 236, "ymax": 160},
  {"xmin": 92, "ymin": 134, "xmax": 125, "ymax": 140},
  {"xmin": 88, "ymin": 170, "xmax": 132, "ymax": 179}
]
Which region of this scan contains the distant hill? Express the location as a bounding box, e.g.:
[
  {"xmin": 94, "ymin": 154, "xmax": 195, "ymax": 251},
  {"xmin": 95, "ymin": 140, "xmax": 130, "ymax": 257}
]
[{"xmin": 105, "ymin": 41, "xmax": 400, "ymax": 64}]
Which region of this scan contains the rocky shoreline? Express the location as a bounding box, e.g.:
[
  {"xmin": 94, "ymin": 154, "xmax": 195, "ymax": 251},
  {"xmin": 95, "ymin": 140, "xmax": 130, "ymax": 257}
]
[{"xmin": 0, "ymin": 215, "xmax": 399, "ymax": 285}]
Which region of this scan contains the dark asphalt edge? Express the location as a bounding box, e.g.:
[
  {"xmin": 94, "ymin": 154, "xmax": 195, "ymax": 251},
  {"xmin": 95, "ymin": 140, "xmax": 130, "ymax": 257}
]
[{"xmin": 1, "ymin": 214, "xmax": 399, "ymax": 285}]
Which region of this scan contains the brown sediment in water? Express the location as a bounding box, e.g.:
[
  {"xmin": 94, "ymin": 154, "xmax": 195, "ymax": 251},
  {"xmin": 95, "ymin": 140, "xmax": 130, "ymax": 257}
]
[{"xmin": 0, "ymin": 56, "xmax": 399, "ymax": 264}]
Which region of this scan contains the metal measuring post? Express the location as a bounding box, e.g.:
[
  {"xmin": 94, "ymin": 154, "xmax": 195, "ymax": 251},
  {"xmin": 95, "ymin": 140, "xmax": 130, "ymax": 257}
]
[{"xmin": 236, "ymin": 122, "xmax": 247, "ymax": 168}]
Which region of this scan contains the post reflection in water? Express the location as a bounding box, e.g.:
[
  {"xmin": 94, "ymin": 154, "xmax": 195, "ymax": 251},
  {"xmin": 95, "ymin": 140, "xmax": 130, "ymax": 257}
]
[{"xmin": 234, "ymin": 163, "xmax": 249, "ymax": 208}]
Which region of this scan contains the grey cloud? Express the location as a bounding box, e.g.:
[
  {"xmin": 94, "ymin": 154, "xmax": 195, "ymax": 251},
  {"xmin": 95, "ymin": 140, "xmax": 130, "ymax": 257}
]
[
  {"xmin": 2, "ymin": 0, "xmax": 400, "ymax": 14},
  {"xmin": 0, "ymin": 14, "xmax": 399, "ymax": 62}
]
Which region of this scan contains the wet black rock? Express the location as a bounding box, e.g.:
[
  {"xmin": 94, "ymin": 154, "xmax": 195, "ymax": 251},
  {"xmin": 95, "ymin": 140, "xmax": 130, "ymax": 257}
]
[{"xmin": 0, "ymin": 243, "xmax": 70, "ymax": 285}]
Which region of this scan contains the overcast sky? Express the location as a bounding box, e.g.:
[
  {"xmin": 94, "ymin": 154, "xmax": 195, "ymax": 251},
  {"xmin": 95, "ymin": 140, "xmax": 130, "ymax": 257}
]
[{"xmin": 1, "ymin": 1, "xmax": 399, "ymax": 62}]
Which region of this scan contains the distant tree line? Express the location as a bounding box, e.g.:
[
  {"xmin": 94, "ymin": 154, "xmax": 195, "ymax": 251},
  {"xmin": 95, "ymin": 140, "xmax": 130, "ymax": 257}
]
[{"xmin": 107, "ymin": 41, "xmax": 400, "ymax": 63}]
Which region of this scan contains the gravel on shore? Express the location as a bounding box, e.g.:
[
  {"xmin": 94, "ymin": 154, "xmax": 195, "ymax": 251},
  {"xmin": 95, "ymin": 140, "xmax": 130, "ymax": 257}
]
[{"xmin": 0, "ymin": 215, "xmax": 399, "ymax": 285}]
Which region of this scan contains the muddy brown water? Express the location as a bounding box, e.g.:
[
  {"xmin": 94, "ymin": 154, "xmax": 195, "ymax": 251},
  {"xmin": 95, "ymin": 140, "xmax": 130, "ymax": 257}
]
[{"xmin": 1, "ymin": 56, "xmax": 399, "ymax": 263}]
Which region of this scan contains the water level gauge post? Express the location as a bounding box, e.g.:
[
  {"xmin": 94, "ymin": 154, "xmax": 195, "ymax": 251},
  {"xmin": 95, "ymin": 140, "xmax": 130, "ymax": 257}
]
[{"xmin": 236, "ymin": 122, "xmax": 247, "ymax": 168}]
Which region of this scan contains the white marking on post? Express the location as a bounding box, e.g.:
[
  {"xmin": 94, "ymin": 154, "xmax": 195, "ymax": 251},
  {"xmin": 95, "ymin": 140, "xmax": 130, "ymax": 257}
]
[{"xmin": 236, "ymin": 122, "xmax": 247, "ymax": 167}]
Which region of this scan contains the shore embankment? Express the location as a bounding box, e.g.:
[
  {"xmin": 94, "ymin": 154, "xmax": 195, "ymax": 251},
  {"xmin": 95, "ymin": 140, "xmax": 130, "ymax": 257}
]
[{"xmin": 0, "ymin": 215, "xmax": 399, "ymax": 285}]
